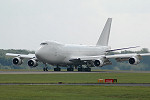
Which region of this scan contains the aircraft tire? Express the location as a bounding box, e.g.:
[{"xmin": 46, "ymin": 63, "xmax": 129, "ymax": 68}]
[
  {"xmin": 43, "ymin": 68, "xmax": 46, "ymax": 71},
  {"xmin": 67, "ymin": 68, "xmax": 74, "ymax": 71},
  {"xmin": 78, "ymin": 68, "xmax": 84, "ymax": 72},
  {"xmin": 54, "ymin": 68, "xmax": 61, "ymax": 71},
  {"xmin": 46, "ymin": 67, "xmax": 48, "ymax": 71},
  {"xmin": 85, "ymin": 68, "xmax": 91, "ymax": 72}
]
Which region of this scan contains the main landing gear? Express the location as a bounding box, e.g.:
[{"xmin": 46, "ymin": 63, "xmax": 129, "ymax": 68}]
[
  {"xmin": 43, "ymin": 67, "xmax": 48, "ymax": 71},
  {"xmin": 78, "ymin": 67, "xmax": 91, "ymax": 72},
  {"xmin": 54, "ymin": 65, "xmax": 61, "ymax": 71},
  {"xmin": 42, "ymin": 64, "xmax": 91, "ymax": 72},
  {"xmin": 67, "ymin": 65, "xmax": 74, "ymax": 71},
  {"xmin": 77, "ymin": 65, "xmax": 91, "ymax": 72}
]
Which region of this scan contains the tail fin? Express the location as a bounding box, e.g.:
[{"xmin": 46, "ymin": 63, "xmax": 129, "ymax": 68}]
[{"xmin": 96, "ymin": 18, "xmax": 112, "ymax": 46}]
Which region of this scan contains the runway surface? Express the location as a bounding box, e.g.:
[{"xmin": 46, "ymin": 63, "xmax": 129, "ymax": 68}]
[
  {"xmin": 0, "ymin": 70, "xmax": 150, "ymax": 74},
  {"xmin": 0, "ymin": 71, "xmax": 105, "ymax": 74},
  {"xmin": 0, "ymin": 83, "xmax": 150, "ymax": 86}
]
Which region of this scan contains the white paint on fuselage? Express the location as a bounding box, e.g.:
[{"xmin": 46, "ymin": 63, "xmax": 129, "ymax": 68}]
[{"xmin": 35, "ymin": 41, "xmax": 110, "ymax": 65}]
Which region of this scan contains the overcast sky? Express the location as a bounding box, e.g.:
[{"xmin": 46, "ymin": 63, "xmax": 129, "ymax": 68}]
[{"xmin": 0, "ymin": 0, "xmax": 150, "ymax": 51}]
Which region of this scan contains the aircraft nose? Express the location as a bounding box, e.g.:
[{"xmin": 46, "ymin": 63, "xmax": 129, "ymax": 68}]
[{"xmin": 35, "ymin": 47, "xmax": 43, "ymax": 59}]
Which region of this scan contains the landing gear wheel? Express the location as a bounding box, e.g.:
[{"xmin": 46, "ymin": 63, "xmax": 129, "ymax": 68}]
[
  {"xmin": 85, "ymin": 68, "xmax": 91, "ymax": 72},
  {"xmin": 43, "ymin": 63, "xmax": 48, "ymax": 72},
  {"xmin": 46, "ymin": 67, "xmax": 48, "ymax": 71},
  {"xmin": 67, "ymin": 68, "xmax": 74, "ymax": 71},
  {"xmin": 43, "ymin": 67, "xmax": 48, "ymax": 71},
  {"xmin": 43, "ymin": 68, "xmax": 46, "ymax": 71},
  {"xmin": 78, "ymin": 67, "xmax": 84, "ymax": 72},
  {"xmin": 54, "ymin": 67, "xmax": 61, "ymax": 71},
  {"xmin": 78, "ymin": 67, "xmax": 91, "ymax": 72}
]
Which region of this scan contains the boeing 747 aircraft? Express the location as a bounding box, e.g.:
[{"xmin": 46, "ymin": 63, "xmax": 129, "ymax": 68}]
[{"xmin": 6, "ymin": 18, "xmax": 150, "ymax": 71}]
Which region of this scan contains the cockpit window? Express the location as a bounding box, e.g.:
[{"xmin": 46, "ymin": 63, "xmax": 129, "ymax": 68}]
[{"xmin": 40, "ymin": 43, "xmax": 48, "ymax": 45}]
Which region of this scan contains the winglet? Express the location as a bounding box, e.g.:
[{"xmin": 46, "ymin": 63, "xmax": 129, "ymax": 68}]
[{"xmin": 96, "ymin": 18, "xmax": 112, "ymax": 46}]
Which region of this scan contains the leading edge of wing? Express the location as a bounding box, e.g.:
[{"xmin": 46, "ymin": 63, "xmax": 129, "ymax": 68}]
[{"xmin": 6, "ymin": 53, "xmax": 36, "ymax": 59}]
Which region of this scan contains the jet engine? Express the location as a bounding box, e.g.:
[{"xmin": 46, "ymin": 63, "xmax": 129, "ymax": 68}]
[
  {"xmin": 12, "ymin": 57, "xmax": 23, "ymax": 65},
  {"xmin": 93, "ymin": 60, "xmax": 104, "ymax": 67},
  {"xmin": 28, "ymin": 59, "xmax": 38, "ymax": 67},
  {"xmin": 129, "ymin": 56, "xmax": 140, "ymax": 65}
]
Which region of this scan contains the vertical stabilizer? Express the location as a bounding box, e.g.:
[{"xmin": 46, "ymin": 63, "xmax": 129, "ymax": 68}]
[{"xmin": 96, "ymin": 18, "xmax": 112, "ymax": 46}]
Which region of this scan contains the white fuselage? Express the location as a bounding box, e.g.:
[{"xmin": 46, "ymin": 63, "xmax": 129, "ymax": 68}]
[{"xmin": 35, "ymin": 41, "xmax": 110, "ymax": 65}]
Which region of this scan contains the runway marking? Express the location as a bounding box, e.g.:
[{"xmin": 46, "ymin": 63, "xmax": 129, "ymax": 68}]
[{"xmin": 0, "ymin": 83, "xmax": 150, "ymax": 86}]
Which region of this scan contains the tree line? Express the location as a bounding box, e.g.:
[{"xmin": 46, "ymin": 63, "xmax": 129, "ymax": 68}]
[{"xmin": 0, "ymin": 48, "xmax": 150, "ymax": 71}]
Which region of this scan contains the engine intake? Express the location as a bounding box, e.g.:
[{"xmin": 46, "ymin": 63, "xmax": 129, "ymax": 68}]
[
  {"xmin": 12, "ymin": 57, "xmax": 22, "ymax": 65},
  {"xmin": 28, "ymin": 59, "xmax": 38, "ymax": 67},
  {"xmin": 94, "ymin": 60, "xmax": 104, "ymax": 67},
  {"xmin": 129, "ymin": 57, "xmax": 140, "ymax": 65}
]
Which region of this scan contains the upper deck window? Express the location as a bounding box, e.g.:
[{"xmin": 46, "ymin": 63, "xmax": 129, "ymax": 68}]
[{"xmin": 40, "ymin": 43, "xmax": 48, "ymax": 45}]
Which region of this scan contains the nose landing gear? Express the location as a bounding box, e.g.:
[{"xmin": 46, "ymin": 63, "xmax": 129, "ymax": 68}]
[
  {"xmin": 43, "ymin": 67, "xmax": 48, "ymax": 71},
  {"xmin": 43, "ymin": 63, "xmax": 48, "ymax": 71}
]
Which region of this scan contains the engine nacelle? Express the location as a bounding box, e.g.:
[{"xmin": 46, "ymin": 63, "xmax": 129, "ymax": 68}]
[
  {"xmin": 93, "ymin": 60, "xmax": 104, "ymax": 67},
  {"xmin": 129, "ymin": 56, "xmax": 140, "ymax": 65},
  {"xmin": 12, "ymin": 57, "xmax": 23, "ymax": 65},
  {"xmin": 28, "ymin": 59, "xmax": 38, "ymax": 67}
]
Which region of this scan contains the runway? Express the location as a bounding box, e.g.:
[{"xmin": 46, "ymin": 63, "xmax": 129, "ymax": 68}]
[
  {"xmin": 0, "ymin": 71, "xmax": 106, "ymax": 74},
  {"xmin": 0, "ymin": 83, "xmax": 150, "ymax": 86},
  {"xmin": 0, "ymin": 70, "xmax": 150, "ymax": 74}
]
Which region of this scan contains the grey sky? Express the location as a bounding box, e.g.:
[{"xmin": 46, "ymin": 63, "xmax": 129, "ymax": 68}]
[{"xmin": 0, "ymin": 0, "xmax": 150, "ymax": 50}]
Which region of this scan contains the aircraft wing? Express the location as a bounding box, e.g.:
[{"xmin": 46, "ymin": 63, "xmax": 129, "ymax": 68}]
[
  {"xmin": 106, "ymin": 46, "xmax": 140, "ymax": 52},
  {"xmin": 70, "ymin": 53, "xmax": 150, "ymax": 60},
  {"xmin": 106, "ymin": 53, "xmax": 150, "ymax": 59},
  {"xmin": 69, "ymin": 53, "xmax": 150, "ymax": 66},
  {"xmin": 6, "ymin": 53, "xmax": 36, "ymax": 59}
]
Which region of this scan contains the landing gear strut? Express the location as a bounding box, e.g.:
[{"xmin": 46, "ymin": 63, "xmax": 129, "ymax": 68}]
[
  {"xmin": 67, "ymin": 65, "xmax": 74, "ymax": 71},
  {"xmin": 54, "ymin": 65, "xmax": 61, "ymax": 71},
  {"xmin": 43, "ymin": 67, "xmax": 48, "ymax": 71},
  {"xmin": 84, "ymin": 67, "xmax": 91, "ymax": 72},
  {"xmin": 43, "ymin": 63, "xmax": 48, "ymax": 71},
  {"xmin": 67, "ymin": 68, "xmax": 74, "ymax": 71},
  {"xmin": 77, "ymin": 65, "xmax": 91, "ymax": 72}
]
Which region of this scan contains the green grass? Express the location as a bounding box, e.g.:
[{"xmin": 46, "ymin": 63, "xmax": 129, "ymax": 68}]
[
  {"xmin": 0, "ymin": 72, "xmax": 150, "ymax": 100},
  {"xmin": 0, "ymin": 85, "xmax": 150, "ymax": 100},
  {"xmin": 0, "ymin": 73, "xmax": 150, "ymax": 83}
]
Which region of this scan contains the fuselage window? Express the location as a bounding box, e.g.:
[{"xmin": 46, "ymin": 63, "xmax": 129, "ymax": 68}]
[{"xmin": 40, "ymin": 43, "xmax": 48, "ymax": 45}]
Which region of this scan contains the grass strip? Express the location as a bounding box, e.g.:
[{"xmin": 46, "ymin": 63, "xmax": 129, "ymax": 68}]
[{"xmin": 0, "ymin": 73, "xmax": 150, "ymax": 83}]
